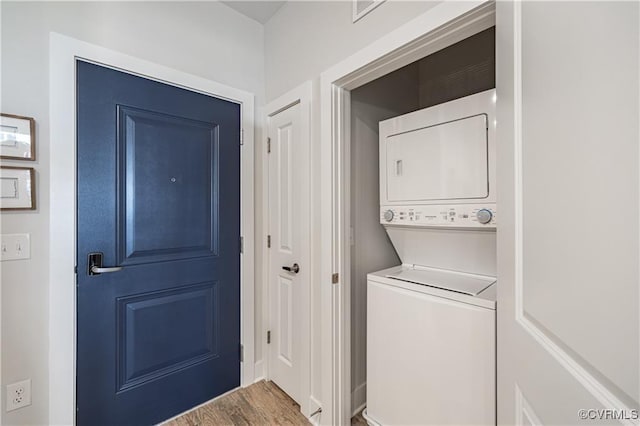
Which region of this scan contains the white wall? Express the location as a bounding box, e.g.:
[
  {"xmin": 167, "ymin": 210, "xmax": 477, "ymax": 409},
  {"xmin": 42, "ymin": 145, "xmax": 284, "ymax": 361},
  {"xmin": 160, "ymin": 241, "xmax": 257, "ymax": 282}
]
[
  {"xmin": 264, "ymin": 0, "xmax": 442, "ymax": 410},
  {"xmin": 0, "ymin": 2, "xmax": 264, "ymax": 425},
  {"xmin": 265, "ymin": 1, "xmax": 441, "ymax": 102},
  {"xmin": 349, "ymin": 68, "xmax": 418, "ymax": 414}
]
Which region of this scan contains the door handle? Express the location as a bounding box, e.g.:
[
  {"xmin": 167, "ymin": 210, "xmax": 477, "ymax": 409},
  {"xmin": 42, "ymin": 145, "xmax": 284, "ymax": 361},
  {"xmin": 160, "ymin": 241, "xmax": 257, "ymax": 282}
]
[
  {"xmin": 282, "ymin": 263, "xmax": 300, "ymax": 274},
  {"xmin": 88, "ymin": 252, "xmax": 123, "ymax": 276},
  {"xmin": 90, "ymin": 265, "xmax": 124, "ymax": 274}
]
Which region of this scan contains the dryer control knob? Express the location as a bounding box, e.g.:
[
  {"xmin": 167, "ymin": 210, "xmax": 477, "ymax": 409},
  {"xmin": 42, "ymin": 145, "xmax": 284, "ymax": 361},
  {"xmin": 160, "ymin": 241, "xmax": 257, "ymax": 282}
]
[
  {"xmin": 383, "ymin": 210, "xmax": 394, "ymax": 222},
  {"xmin": 476, "ymin": 209, "xmax": 493, "ymax": 224}
]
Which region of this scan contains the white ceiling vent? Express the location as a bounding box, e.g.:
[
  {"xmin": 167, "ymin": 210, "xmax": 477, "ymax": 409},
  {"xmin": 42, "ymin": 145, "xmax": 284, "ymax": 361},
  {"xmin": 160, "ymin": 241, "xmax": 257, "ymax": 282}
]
[{"xmin": 353, "ymin": 0, "xmax": 386, "ymax": 23}]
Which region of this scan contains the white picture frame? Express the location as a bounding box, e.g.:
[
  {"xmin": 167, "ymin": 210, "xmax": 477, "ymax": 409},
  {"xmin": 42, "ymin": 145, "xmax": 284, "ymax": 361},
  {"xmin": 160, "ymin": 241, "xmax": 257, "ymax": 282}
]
[
  {"xmin": 1, "ymin": 113, "xmax": 36, "ymax": 161},
  {"xmin": 353, "ymin": 0, "xmax": 386, "ymax": 23},
  {"xmin": 1, "ymin": 166, "xmax": 35, "ymax": 210}
]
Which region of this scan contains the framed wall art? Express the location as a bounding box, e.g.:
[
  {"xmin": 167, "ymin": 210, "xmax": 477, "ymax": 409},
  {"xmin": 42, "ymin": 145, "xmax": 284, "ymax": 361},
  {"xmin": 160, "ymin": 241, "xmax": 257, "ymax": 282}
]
[
  {"xmin": 1, "ymin": 166, "xmax": 35, "ymax": 210},
  {"xmin": 1, "ymin": 113, "xmax": 36, "ymax": 161}
]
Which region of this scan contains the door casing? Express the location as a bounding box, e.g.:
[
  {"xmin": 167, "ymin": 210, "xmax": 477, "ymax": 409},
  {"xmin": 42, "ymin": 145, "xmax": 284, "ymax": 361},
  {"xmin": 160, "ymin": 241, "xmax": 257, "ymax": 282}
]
[
  {"xmin": 263, "ymin": 81, "xmax": 314, "ymax": 417},
  {"xmin": 49, "ymin": 33, "xmax": 255, "ymax": 426},
  {"xmin": 318, "ymin": 2, "xmax": 495, "ymax": 424}
]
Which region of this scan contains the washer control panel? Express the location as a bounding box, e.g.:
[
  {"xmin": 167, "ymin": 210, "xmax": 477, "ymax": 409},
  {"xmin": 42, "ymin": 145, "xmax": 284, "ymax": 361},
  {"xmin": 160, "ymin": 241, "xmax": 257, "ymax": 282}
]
[{"xmin": 381, "ymin": 204, "xmax": 497, "ymax": 228}]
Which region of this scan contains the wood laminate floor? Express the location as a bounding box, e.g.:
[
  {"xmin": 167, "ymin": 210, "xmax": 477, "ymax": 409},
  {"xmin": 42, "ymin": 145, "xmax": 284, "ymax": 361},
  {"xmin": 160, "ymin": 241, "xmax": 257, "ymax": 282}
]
[{"xmin": 165, "ymin": 380, "xmax": 367, "ymax": 426}]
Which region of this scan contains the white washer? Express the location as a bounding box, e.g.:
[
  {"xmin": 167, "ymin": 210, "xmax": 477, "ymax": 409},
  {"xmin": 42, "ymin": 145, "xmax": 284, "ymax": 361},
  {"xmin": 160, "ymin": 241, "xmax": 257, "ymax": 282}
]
[{"xmin": 364, "ymin": 265, "xmax": 496, "ymax": 426}]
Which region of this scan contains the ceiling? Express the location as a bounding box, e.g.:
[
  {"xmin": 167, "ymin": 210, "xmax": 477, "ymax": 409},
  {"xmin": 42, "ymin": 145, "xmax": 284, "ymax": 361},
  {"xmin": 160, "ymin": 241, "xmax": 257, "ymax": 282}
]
[{"xmin": 221, "ymin": 1, "xmax": 287, "ymax": 24}]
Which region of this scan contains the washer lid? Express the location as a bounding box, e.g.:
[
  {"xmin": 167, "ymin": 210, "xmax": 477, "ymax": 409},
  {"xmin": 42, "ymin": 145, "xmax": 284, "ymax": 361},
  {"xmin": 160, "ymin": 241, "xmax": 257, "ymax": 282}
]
[{"xmin": 385, "ymin": 267, "xmax": 495, "ymax": 296}]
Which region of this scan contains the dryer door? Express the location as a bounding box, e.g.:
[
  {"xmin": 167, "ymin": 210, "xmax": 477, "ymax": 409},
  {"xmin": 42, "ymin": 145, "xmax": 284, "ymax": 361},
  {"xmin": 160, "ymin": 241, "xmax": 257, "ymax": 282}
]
[{"xmin": 384, "ymin": 113, "xmax": 489, "ymax": 203}]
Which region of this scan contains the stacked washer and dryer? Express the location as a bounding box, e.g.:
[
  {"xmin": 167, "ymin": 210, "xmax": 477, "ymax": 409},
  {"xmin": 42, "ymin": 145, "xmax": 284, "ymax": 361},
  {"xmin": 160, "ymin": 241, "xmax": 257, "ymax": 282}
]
[{"xmin": 363, "ymin": 89, "xmax": 497, "ymax": 426}]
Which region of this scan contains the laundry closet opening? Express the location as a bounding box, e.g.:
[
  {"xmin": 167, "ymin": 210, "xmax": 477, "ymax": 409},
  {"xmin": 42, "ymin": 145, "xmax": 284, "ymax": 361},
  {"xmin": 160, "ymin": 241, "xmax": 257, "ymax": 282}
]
[{"xmin": 348, "ymin": 26, "xmax": 497, "ymax": 418}]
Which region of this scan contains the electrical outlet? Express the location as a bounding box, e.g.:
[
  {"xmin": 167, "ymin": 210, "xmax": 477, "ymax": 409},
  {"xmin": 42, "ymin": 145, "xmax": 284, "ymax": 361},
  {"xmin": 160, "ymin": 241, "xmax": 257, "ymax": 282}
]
[{"xmin": 6, "ymin": 379, "xmax": 31, "ymax": 412}]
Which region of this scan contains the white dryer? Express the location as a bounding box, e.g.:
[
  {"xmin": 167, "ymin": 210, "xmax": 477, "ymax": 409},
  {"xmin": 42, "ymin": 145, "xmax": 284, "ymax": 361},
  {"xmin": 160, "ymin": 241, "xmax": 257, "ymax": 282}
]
[{"xmin": 364, "ymin": 89, "xmax": 497, "ymax": 426}]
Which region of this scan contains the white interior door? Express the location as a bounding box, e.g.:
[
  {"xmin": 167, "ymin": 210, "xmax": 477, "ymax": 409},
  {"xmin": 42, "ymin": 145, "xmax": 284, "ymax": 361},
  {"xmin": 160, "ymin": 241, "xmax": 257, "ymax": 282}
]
[
  {"xmin": 497, "ymin": 2, "xmax": 639, "ymax": 424},
  {"xmin": 267, "ymin": 98, "xmax": 311, "ymax": 407}
]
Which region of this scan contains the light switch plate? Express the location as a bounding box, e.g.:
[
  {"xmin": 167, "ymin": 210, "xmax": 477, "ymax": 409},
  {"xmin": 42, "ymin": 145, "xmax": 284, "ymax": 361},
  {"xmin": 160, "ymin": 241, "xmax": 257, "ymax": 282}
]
[{"xmin": 0, "ymin": 233, "xmax": 30, "ymax": 261}]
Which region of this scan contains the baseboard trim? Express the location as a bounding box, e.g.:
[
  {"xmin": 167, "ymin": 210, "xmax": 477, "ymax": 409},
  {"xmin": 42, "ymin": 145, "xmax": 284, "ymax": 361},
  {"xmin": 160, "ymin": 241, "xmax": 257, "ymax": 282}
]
[
  {"xmin": 362, "ymin": 408, "xmax": 379, "ymax": 426},
  {"xmin": 254, "ymin": 360, "xmax": 265, "ymax": 381},
  {"xmin": 308, "ymin": 395, "xmax": 323, "ymax": 426}
]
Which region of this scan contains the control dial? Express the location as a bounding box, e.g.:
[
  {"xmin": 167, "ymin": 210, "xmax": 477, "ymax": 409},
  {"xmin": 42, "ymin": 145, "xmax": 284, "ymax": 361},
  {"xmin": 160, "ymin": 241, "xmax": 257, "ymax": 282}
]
[
  {"xmin": 476, "ymin": 209, "xmax": 493, "ymax": 224},
  {"xmin": 383, "ymin": 210, "xmax": 394, "ymax": 222}
]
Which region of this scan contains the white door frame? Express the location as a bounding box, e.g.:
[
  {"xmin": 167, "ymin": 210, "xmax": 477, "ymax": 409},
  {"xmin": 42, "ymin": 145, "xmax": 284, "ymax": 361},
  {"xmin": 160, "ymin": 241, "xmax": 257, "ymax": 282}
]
[
  {"xmin": 318, "ymin": 2, "xmax": 495, "ymax": 424},
  {"xmin": 263, "ymin": 81, "xmax": 314, "ymax": 417},
  {"xmin": 49, "ymin": 33, "xmax": 255, "ymax": 426}
]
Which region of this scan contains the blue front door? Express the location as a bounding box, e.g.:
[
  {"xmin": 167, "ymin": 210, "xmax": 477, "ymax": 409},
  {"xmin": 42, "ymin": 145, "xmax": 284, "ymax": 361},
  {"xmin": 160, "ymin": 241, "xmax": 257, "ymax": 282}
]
[{"xmin": 76, "ymin": 61, "xmax": 241, "ymax": 425}]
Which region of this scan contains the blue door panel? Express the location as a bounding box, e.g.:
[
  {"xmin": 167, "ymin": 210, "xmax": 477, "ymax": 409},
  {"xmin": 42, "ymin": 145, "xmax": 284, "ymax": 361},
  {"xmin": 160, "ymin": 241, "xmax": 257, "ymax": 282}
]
[
  {"xmin": 117, "ymin": 282, "xmax": 219, "ymax": 391},
  {"xmin": 117, "ymin": 105, "xmax": 219, "ymax": 264},
  {"xmin": 76, "ymin": 60, "xmax": 240, "ymax": 425}
]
